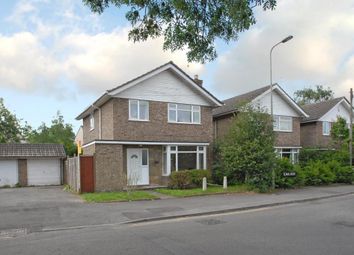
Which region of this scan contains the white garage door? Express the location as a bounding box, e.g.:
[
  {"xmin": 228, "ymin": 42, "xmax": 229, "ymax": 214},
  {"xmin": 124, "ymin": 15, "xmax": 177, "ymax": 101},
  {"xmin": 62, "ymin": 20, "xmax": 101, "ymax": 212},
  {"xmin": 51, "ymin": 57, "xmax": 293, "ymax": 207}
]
[
  {"xmin": 0, "ymin": 160, "xmax": 18, "ymax": 187},
  {"xmin": 27, "ymin": 159, "xmax": 61, "ymax": 186}
]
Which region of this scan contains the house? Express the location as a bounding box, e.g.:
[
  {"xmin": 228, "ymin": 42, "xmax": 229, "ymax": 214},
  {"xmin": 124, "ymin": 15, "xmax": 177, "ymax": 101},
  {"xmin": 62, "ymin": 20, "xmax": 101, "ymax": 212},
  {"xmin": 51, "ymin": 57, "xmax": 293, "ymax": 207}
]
[
  {"xmin": 76, "ymin": 62, "xmax": 222, "ymax": 191},
  {"xmin": 0, "ymin": 143, "xmax": 66, "ymax": 187},
  {"xmin": 213, "ymin": 84, "xmax": 309, "ymax": 163},
  {"xmin": 300, "ymin": 97, "xmax": 352, "ymax": 148}
]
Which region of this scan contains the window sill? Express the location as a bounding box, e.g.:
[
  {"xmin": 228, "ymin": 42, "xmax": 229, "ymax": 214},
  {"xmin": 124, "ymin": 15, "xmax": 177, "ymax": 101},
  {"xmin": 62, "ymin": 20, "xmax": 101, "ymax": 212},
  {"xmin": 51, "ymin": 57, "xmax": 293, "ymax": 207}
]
[
  {"xmin": 128, "ymin": 119, "xmax": 150, "ymax": 122},
  {"xmin": 168, "ymin": 121, "xmax": 201, "ymax": 125},
  {"xmin": 323, "ymin": 134, "xmax": 330, "ymax": 136},
  {"xmin": 89, "ymin": 128, "xmax": 95, "ymax": 132},
  {"xmin": 274, "ymin": 130, "xmax": 293, "ymax": 133}
]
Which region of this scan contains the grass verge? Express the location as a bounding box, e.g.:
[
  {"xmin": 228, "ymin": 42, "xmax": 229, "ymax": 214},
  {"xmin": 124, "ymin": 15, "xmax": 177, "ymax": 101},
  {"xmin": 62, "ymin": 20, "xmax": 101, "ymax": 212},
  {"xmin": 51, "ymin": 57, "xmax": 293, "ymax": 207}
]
[
  {"xmin": 81, "ymin": 191, "xmax": 158, "ymax": 203},
  {"xmin": 155, "ymin": 184, "xmax": 254, "ymax": 198}
]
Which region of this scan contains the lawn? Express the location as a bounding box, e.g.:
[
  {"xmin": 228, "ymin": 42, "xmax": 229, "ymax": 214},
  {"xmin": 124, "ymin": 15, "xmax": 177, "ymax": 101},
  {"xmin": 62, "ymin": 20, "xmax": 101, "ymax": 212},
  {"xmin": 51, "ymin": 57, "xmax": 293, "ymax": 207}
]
[
  {"xmin": 155, "ymin": 184, "xmax": 254, "ymax": 197},
  {"xmin": 81, "ymin": 191, "xmax": 158, "ymax": 203}
]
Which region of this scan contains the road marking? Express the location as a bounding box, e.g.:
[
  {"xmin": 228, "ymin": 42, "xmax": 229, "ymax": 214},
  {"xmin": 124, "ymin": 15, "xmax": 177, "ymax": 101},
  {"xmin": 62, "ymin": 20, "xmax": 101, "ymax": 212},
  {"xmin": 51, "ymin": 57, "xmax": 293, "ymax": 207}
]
[{"xmin": 0, "ymin": 228, "xmax": 28, "ymax": 239}]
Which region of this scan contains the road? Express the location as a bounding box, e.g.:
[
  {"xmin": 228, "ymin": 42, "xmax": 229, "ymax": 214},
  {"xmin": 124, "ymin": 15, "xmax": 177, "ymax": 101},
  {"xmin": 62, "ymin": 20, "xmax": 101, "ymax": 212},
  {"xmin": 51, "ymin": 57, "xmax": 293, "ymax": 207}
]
[{"xmin": 1, "ymin": 194, "xmax": 353, "ymax": 255}]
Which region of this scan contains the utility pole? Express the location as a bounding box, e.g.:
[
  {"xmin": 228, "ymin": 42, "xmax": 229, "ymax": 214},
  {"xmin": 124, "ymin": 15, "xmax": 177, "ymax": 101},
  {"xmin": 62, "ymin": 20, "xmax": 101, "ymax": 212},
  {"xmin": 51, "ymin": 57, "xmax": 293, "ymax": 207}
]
[{"xmin": 350, "ymin": 88, "xmax": 353, "ymax": 168}]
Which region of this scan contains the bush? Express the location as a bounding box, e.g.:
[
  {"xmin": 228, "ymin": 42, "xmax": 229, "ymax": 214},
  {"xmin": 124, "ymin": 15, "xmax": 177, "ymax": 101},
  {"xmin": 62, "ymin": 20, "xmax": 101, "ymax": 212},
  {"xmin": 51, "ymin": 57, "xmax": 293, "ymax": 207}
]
[
  {"xmin": 332, "ymin": 164, "xmax": 354, "ymax": 184},
  {"xmin": 275, "ymin": 158, "xmax": 305, "ymax": 188},
  {"xmin": 169, "ymin": 170, "xmax": 212, "ymax": 189},
  {"xmin": 302, "ymin": 161, "xmax": 336, "ymax": 185},
  {"xmin": 299, "ymin": 148, "xmax": 349, "ymax": 166}
]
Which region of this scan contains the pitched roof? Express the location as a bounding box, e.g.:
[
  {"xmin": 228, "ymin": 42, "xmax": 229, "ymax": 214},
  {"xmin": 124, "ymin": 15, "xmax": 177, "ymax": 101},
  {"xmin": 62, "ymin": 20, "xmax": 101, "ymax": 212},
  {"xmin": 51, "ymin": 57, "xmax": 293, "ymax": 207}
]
[
  {"xmin": 0, "ymin": 144, "xmax": 66, "ymax": 158},
  {"xmin": 76, "ymin": 61, "xmax": 223, "ymax": 120},
  {"xmin": 301, "ymin": 97, "xmax": 347, "ymax": 122},
  {"xmin": 212, "ymin": 85, "xmax": 270, "ymax": 117}
]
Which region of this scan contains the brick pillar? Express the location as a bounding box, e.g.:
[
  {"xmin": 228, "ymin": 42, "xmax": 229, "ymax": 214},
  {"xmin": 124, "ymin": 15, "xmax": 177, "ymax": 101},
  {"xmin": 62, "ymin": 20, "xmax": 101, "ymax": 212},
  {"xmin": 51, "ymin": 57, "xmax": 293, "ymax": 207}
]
[{"xmin": 18, "ymin": 159, "xmax": 27, "ymax": 186}]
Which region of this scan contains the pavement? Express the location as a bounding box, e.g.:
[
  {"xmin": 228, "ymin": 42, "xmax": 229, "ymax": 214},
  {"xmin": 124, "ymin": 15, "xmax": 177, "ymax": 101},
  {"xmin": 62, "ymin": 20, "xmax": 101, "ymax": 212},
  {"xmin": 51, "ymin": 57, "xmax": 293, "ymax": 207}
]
[
  {"xmin": 1, "ymin": 190, "xmax": 354, "ymax": 255},
  {"xmin": 0, "ymin": 184, "xmax": 354, "ymax": 234}
]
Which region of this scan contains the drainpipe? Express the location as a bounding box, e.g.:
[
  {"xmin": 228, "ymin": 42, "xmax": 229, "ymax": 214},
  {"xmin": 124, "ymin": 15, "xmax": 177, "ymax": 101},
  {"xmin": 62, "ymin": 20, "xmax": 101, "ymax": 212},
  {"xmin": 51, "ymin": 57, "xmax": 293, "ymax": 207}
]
[{"xmin": 92, "ymin": 104, "xmax": 102, "ymax": 140}]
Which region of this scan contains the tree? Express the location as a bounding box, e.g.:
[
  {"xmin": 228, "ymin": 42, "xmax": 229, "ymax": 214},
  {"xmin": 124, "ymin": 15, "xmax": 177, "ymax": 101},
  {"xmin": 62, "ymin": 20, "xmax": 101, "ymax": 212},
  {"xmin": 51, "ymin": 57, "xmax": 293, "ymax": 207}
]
[
  {"xmin": 28, "ymin": 112, "xmax": 76, "ymax": 156},
  {"xmin": 217, "ymin": 105, "xmax": 276, "ymax": 191},
  {"xmin": 331, "ymin": 116, "xmax": 350, "ymax": 148},
  {"xmin": 294, "ymin": 85, "xmax": 334, "ymax": 105},
  {"xmin": 83, "ymin": 0, "xmax": 277, "ymax": 63},
  {"xmin": 0, "ymin": 98, "xmax": 25, "ymax": 143}
]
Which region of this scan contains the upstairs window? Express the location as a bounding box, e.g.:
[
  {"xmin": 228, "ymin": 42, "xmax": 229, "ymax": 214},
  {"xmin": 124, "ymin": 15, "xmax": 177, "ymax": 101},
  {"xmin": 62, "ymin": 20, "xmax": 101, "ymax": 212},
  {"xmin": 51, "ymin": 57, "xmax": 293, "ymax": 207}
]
[
  {"xmin": 168, "ymin": 103, "xmax": 200, "ymax": 124},
  {"xmin": 273, "ymin": 116, "xmax": 292, "ymax": 132},
  {"xmin": 323, "ymin": 121, "xmax": 331, "ymax": 136},
  {"xmin": 129, "ymin": 100, "xmax": 149, "ymax": 121},
  {"xmin": 89, "ymin": 114, "xmax": 94, "ymax": 130}
]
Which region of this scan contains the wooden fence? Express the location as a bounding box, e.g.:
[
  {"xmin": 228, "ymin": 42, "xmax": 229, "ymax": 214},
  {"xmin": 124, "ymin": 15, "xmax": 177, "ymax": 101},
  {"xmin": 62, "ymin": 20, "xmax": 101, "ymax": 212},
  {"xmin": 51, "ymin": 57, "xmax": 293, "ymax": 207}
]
[{"xmin": 64, "ymin": 156, "xmax": 94, "ymax": 193}]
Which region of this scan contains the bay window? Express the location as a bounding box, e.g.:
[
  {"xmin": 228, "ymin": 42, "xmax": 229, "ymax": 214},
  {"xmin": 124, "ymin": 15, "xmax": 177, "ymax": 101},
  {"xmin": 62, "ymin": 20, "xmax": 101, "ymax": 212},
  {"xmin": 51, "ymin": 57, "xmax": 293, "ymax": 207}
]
[
  {"xmin": 168, "ymin": 103, "xmax": 200, "ymax": 124},
  {"xmin": 129, "ymin": 100, "xmax": 149, "ymax": 121},
  {"xmin": 273, "ymin": 115, "xmax": 292, "ymax": 132},
  {"xmin": 162, "ymin": 146, "xmax": 207, "ymax": 176}
]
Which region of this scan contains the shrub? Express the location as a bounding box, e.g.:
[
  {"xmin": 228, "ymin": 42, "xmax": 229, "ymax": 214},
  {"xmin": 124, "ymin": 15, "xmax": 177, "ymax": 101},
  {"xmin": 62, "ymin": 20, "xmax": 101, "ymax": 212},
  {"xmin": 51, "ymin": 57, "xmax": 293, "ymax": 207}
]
[
  {"xmin": 169, "ymin": 171, "xmax": 191, "ymax": 189},
  {"xmin": 302, "ymin": 161, "xmax": 336, "ymax": 185},
  {"xmin": 299, "ymin": 148, "xmax": 349, "ymax": 166},
  {"xmin": 188, "ymin": 170, "xmax": 211, "ymax": 186},
  {"xmin": 275, "ymin": 158, "xmax": 305, "ymax": 188},
  {"xmin": 331, "ymin": 163, "xmax": 354, "ymax": 184}
]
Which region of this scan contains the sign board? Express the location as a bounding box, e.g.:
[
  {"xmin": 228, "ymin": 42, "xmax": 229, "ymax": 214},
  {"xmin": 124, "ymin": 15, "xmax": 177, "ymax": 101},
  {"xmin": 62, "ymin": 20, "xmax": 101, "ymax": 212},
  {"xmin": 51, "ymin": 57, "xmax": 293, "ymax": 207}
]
[{"xmin": 283, "ymin": 172, "xmax": 297, "ymax": 177}]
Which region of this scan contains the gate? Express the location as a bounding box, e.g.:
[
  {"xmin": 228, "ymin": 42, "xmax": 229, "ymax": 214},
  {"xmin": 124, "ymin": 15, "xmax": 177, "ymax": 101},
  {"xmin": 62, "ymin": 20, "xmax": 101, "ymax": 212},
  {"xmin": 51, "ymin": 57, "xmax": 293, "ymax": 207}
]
[{"xmin": 80, "ymin": 156, "xmax": 94, "ymax": 193}]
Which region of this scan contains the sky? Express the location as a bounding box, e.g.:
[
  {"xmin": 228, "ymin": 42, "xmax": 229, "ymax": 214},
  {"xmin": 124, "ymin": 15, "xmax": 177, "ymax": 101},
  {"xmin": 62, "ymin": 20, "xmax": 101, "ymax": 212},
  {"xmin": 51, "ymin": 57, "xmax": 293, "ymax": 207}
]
[{"xmin": 1, "ymin": 0, "xmax": 354, "ymax": 133}]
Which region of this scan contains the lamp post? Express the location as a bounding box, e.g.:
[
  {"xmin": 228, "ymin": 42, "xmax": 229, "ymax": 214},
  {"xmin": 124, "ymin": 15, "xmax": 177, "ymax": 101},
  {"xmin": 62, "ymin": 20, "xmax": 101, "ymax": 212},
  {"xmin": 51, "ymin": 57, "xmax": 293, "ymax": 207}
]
[{"xmin": 270, "ymin": 35, "xmax": 293, "ymax": 190}]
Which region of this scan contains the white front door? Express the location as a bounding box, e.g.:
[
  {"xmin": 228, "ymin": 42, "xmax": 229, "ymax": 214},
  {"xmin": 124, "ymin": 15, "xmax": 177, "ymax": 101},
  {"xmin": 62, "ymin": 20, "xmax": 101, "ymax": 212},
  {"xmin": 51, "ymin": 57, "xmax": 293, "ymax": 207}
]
[{"xmin": 127, "ymin": 148, "xmax": 149, "ymax": 185}]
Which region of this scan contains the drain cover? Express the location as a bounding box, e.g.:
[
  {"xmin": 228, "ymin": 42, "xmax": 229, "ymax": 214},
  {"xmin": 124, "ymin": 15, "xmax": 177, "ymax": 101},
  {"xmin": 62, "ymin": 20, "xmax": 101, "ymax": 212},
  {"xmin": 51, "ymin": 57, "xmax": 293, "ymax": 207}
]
[
  {"xmin": 196, "ymin": 219, "xmax": 226, "ymax": 226},
  {"xmin": 0, "ymin": 228, "xmax": 28, "ymax": 239}
]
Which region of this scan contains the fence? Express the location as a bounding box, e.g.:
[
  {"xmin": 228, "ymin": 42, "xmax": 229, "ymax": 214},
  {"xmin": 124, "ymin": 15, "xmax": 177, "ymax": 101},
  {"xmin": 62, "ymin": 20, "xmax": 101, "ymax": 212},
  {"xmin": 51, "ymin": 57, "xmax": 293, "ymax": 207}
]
[
  {"xmin": 66, "ymin": 156, "xmax": 81, "ymax": 192},
  {"xmin": 65, "ymin": 155, "xmax": 94, "ymax": 193}
]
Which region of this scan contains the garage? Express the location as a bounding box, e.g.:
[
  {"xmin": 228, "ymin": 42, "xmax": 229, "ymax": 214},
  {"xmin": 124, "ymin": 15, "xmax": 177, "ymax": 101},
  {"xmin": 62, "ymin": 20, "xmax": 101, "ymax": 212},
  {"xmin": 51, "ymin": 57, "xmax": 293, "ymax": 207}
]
[
  {"xmin": 28, "ymin": 159, "xmax": 61, "ymax": 186},
  {"xmin": 0, "ymin": 144, "xmax": 66, "ymax": 187},
  {"xmin": 0, "ymin": 160, "xmax": 18, "ymax": 186}
]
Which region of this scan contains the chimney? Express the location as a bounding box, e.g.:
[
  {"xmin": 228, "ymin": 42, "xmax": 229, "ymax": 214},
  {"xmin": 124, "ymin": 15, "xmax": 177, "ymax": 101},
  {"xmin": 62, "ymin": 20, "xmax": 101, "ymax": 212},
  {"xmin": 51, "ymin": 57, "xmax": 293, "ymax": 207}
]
[{"xmin": 194, "ymin": 74, "xmax": 203, "ymax": 86}]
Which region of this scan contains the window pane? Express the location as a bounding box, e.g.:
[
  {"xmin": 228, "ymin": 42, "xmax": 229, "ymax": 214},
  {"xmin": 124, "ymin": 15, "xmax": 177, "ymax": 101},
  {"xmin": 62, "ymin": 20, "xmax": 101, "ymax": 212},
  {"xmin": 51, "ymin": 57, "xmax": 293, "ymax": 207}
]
[
  {"xmin": 90, "ymin": 114, "xmax": 94, "ymax": 129},
  {"xmin": 178, "ymin": 104, "xmax": 191, "ymax": 111},
  {"xmin": 193, "ymin": 111, "xmax": 200, "ymax": 123},
  {"xmin": 139, "ymin": 101, "xmax": 149, "ymax": 120},
  {"xmin": 142, "ymin": 150, "xmax": 148, "ymax": 166},
  {"xmin": 163, "ymin": 153, "xmax": 167, "ymax": 175},
  {"xmin": 273, "ymin": 116, "xmax": 279, "ymax": 130},
  {"xmin": 130, "ymin": 100, "xmax": 138, "ymax": 119},
  {"xmin": 178, "ymin": 146, "xmax": 197, "ymax": 152},
  {"xmin": 169, "ymin": 103, "xmax": 177, "ymax": 110},
  {"xmin": 279, "ymin": 117, "xmax": 292, "ymax": 131},
  {"xmin": 171, "ymin": 154, "xmax": 177, "ymax": 172},
  {"xmin": 178, "ymin": 153, "xmax": 197, "ymax": 170},
  {"xmin": 169, "ymin": 109, "xmax": 176, "ymax": 122},
  {"xmin": 170, "ymin": 146, "xmax": 177, "ymax": 151},
  {"xmin": 199, "ymin": 153, "xmax": 204, "ymax": 169},
  {"xmin": 178, "ymin": 110, "xmax": 191, "ymax": 122}
]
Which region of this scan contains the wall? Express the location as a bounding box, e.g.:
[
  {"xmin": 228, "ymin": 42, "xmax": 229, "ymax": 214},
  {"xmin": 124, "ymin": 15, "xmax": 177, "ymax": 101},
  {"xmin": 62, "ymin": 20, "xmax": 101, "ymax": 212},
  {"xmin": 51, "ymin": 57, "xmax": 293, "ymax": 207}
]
[
  {"xmin": 275, "ymin": 117, "xmax": 301, "ymax": 147},
  {"xmin": 83, "ymin": 110, "xmax": 99, "ymax": 144},
  {"xmin": 300, "ymin": 121, "xmax": 333, "ymax": 148},
  {"xmin": 320, "ymin": 101, "xmax": 351, "ymax": 123}
]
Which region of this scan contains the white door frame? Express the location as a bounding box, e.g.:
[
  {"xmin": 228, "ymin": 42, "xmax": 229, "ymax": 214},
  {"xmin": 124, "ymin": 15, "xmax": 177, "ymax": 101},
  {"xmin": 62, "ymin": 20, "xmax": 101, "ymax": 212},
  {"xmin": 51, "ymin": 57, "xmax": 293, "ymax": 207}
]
[{"xmin": 127, "ymin": 148, "xmax": 149, "ymax": 185}]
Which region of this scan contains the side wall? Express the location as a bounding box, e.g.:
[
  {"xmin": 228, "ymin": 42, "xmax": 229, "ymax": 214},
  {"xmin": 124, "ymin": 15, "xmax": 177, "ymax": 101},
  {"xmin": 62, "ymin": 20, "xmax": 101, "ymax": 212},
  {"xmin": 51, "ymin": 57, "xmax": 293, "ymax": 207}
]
[{"xmin": 300, "ymin": 121, "xmax": 332, "ymax": 148}]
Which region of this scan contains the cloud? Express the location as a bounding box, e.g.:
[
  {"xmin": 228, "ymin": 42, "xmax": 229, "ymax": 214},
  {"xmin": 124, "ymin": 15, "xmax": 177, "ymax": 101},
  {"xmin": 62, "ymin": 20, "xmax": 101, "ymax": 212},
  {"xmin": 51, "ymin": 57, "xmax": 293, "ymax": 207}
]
[{"xmin": 213, "ymin": 0, "xmax": 354, "ymax": 98}]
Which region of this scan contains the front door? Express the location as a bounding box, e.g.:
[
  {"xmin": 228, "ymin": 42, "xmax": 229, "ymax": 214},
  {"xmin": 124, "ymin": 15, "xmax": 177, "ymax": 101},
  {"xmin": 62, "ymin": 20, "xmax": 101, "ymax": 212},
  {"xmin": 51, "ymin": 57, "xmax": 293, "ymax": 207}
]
[{"xmin": 127, "ymin": 148, "xmax": 149, "ymax": 185}]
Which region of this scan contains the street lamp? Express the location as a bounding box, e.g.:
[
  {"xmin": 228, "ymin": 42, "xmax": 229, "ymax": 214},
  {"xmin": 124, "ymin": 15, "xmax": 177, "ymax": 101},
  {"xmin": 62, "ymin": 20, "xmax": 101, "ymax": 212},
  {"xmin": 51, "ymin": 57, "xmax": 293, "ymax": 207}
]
[{"xmin": 270, "ymin": 35, "xmax": 293, "ymax": 190}]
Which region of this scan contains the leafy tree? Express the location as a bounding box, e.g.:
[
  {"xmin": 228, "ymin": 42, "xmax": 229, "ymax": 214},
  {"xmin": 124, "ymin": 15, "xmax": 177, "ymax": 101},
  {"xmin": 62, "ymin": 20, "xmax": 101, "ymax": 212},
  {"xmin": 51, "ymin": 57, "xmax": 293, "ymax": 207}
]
[
  {"xmin": 217, "ymin": 105, "xmax": 276, "ymax": 191},
  {"xmin": 28, "ymin": 112, "xmax": 76, "ymax": 156},
  {"xmin": 294, "ymin": 85, "xmax": 334, "ymax": 105},
  {"xmin": 0, "ymin": 98, "xmax": 26, "ymax": 143},
  {"xmin": 83, "ymin": 0, "xmax": 277, "ymax": 63},
  {"xmin": 330, "ymin": 116, "xmax": 349, "ymax": 148}
]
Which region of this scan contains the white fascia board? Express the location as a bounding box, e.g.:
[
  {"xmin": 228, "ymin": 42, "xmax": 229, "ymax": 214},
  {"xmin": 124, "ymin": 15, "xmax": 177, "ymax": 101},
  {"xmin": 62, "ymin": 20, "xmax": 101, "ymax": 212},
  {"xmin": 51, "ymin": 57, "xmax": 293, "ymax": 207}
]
[
  {"xmin": 82, "ymin": 140, "xmax": 210, "ymax": 148},
  {"xmin": 274, "ymin": 146, "xmax": 302, "ymax": 149},
  {"xmin": 253, "ymin": 85, "xmax": 309, "ymax": 118},
  {"xmin": 107, "ymin": 63, "xmax": 222, "ymax": 107}
]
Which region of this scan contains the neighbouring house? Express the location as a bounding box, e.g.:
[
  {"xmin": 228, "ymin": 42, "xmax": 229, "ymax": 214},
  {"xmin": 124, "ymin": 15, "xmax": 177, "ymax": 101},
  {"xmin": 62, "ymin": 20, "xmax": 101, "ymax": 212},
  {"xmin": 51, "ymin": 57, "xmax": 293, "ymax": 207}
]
[
  {"xmin": 213, "ymin": 84, "xmax": 309, "ymax": 163},
  {"xmin": 300, "ymin": 97, "xmax": 352, "ymax": 149},
  {"xmin": 76, "ymin": 62, "xmax": 222, "ymax": 191},
  {"xmin": 0, "ymin": 143, "xmax": 66, "ymax": 187}
]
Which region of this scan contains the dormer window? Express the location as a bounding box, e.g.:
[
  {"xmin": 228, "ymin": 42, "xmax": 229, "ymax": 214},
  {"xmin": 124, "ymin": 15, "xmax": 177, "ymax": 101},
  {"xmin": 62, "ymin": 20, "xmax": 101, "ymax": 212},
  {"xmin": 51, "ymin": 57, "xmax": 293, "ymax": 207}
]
[
  {"xmin": 89, "ymin": 114, "xmax": 94, "ymax": 130},
  {"xmin": 129, "ymin": 100, "xmax": 149, "ymax": 121}
]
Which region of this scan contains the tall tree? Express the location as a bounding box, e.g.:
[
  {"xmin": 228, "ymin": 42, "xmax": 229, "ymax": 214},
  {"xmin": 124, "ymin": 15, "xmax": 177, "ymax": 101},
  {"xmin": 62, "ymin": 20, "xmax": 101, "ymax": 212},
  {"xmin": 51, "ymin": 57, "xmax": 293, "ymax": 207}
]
[
  {"xmin": 28, "ymin": 112, "xmax": 76, "ymax": 156},
  {"xmin": 0, "ymin": 98, "xmax": 24, "ymax": 143},
  {"xmin": 331, "ymin": 116, "xmax": 350, "ymax": 148},
  {"xmin": 294, "ymin": 85, "xmax": 334, "ymax": 105},
  {"xmin": 83, "ymin": 0, "xmax": 277, "ymax": 63}
]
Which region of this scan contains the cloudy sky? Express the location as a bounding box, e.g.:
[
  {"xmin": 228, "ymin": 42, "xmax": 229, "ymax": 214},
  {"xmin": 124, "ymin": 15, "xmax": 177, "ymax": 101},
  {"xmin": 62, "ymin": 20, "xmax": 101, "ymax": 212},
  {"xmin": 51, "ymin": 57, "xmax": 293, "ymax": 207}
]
[{"xmin": 1, "ymin": 0, "xmax": 354, "ymax": 132}]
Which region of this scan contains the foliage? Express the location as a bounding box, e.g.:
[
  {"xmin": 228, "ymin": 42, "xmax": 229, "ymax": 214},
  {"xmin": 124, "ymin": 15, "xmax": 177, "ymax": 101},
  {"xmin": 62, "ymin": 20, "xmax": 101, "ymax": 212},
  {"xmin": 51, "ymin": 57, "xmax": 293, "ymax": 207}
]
[
  {"xmin": 331, "ymin": 116, "xmax": 350, "ymax": 148},
  {"xmin": 156, "ymin": 184, "xmax": 254, "ymax": 197},
  {"xmin": 217, "ymin": 105, "xmax": 276, "ymax": 191},
  {"xmin": 299, "ymin": 148, "xmax": 349, "ymax": 167},
  {"xmin": 169, "ymin": 171, "xmax": 191, "ymax": 189},
  {"xmin": 81, "ymin": 191, "xmax": 158, "ymax": 202},
  {"xmin": 294, "ymin": 85, "xmax": 334, "ymax": 105},
  {"xmin": 27, "ymin": 112, "xmax": 76, "ymax": 156},
  {"xmin": 0, "ymin": 98, "xmax": 28, "ymax": 143},
  {"xmin": 326, "ymin": 160, "xmax": 354, "ymax": 184},
  {"xmin": 274, "ymin": 158, "xmax": 305, "ymax": 188},
  {"xmin": 188, "ymin": 169, "xmax": 211, "ymax": 186},
  {"xmin": 83, "ymin": 0, "xmax": 277, "ymax": 63}
]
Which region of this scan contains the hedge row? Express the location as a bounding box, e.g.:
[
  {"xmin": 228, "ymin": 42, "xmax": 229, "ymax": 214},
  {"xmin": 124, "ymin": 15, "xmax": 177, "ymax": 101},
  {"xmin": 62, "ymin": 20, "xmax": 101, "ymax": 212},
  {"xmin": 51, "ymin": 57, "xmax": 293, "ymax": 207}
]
[{"xmin": 168, "ymin": 170, "xmax": 211, "ymax": 189}]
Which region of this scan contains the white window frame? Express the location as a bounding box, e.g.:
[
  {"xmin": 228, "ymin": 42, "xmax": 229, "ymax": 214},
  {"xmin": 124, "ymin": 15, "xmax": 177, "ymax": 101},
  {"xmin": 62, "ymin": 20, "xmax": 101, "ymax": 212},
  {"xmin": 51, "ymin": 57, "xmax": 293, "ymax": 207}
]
[
  {"xmin": 322, "ymin": 121, "xmax": 331, "ymax": 136},
  {"xmin": 162, "ymin": 145, "xmax": 207, "ymax": 176},
  {"xmin": 275, "ymin": 148, "xmax": 299, "ymax": 164},
  {"xmin": 168, "ymin": 103, "xmax": 201, "ymax": 124},
  {"xmin": 129, "ymin": 99, "xmax": 149, "ymax": 121},
  {"xmin": 273, "ymin": 115, "xmax": 293, "ymax": 132},
  {"xmin": 89, "ymin": 114, "xmax": 95, "ymax": 131}
]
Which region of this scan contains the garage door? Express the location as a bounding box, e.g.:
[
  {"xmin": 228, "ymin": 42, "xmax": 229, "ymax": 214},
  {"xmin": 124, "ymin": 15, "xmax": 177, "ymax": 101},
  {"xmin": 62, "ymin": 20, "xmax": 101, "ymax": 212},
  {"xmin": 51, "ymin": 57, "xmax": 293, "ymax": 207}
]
[
  {"xmin": 27, "ymin": 159, "xmax": 61, "ymax": 186},
  {"xmin": 0, "ymin": 160, "xmax": 18, "ymax": 187}
]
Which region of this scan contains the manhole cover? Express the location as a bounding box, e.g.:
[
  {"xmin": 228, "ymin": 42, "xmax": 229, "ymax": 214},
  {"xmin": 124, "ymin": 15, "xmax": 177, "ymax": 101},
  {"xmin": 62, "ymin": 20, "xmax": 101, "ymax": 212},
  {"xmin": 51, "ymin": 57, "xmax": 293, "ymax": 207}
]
[
  {"xmin": 196, "ymin": 219, "xmax": 226, "ymax": 226},
  {"xmin": 0, "ymin": 228, "xmax": 28, "ymax": 239}
]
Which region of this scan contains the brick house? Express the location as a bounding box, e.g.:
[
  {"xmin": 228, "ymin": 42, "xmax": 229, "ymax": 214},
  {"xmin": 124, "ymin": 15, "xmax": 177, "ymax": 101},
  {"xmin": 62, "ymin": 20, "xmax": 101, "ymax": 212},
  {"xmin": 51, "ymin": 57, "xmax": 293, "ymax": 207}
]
[
  {"xmin": 76, "ymin": 62, "xmax": 222, "ymax": 191},
  {"xmin": 300, "ymin": 97, "xmax": 352, "ymax": 148},
  {"xmin": 213, "ymin": 84, "xmax": 308, "ymax": 163}
]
